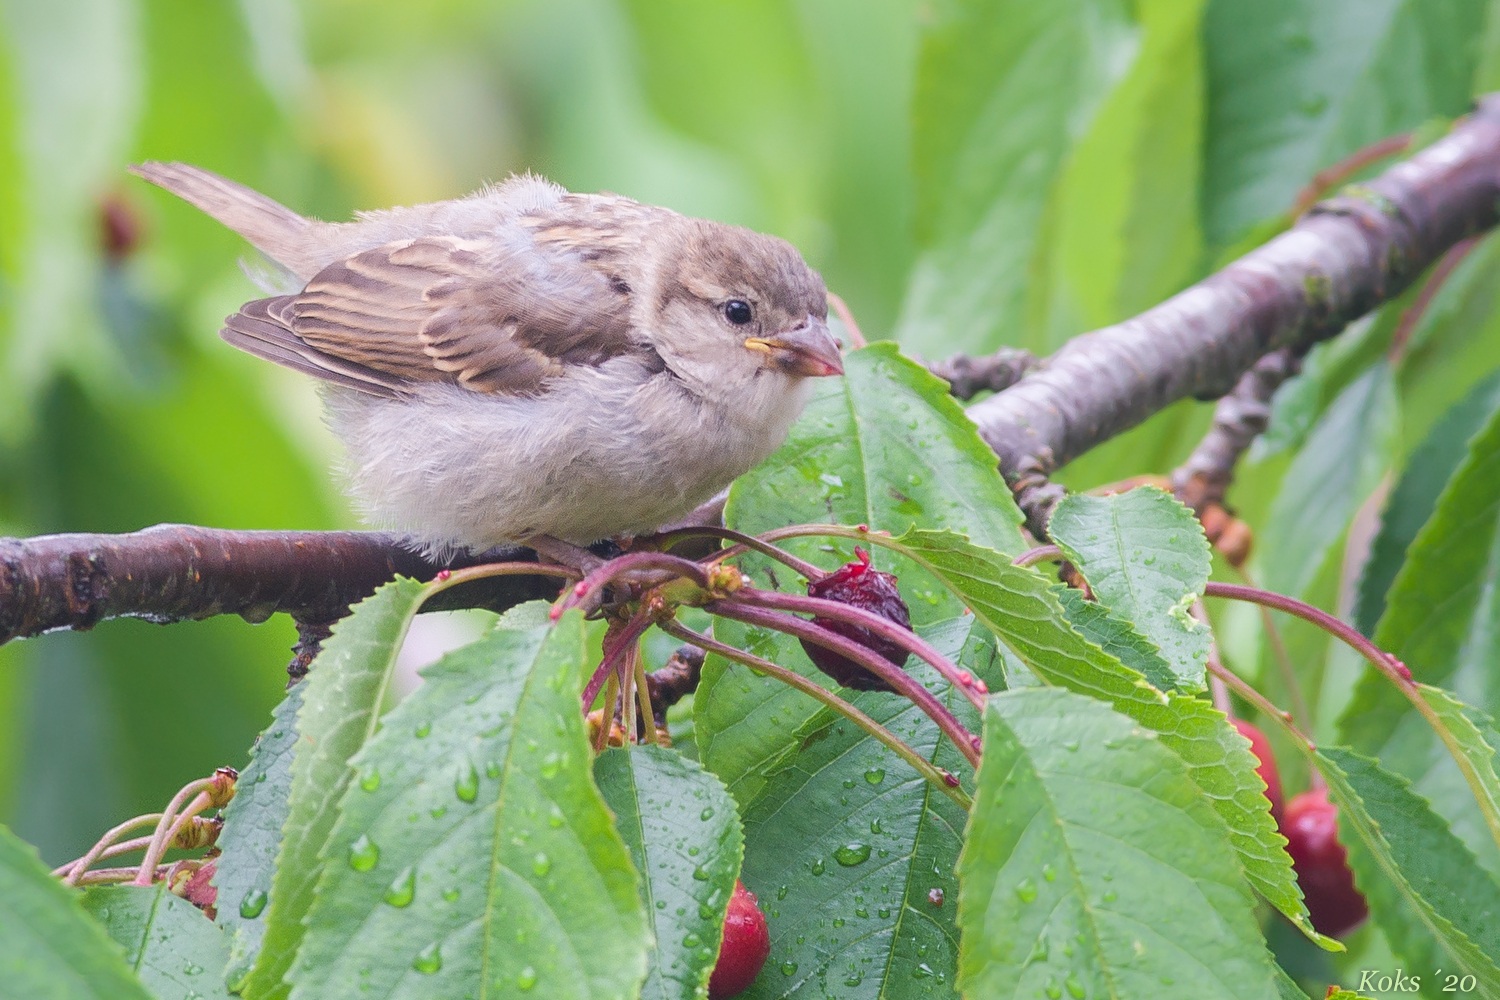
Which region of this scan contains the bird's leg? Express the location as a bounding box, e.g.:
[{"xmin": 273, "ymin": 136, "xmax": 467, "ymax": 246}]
[{"xmin": 529, "ymin": 535, "xmax": 605, "ymax": 574}]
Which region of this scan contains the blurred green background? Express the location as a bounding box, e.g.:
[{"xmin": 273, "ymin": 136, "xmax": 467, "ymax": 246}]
[{"xmin": 2, "ymin": 0, "xmax": 1498, "ymax": 986}]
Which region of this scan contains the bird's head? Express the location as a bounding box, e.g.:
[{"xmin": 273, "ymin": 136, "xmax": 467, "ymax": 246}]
[{"xmin": 644, "ymin": 218, "xmax": 843, "ymax": 393}]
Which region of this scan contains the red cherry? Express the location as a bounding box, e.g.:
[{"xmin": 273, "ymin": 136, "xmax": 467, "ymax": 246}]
[
  {"xmin": 1231, "ymin": 719, "xmax": 1284, "ymax": 822},
  {"xmin": 708, "ymin": 881, "xmax": 770, "ymax": 999},
  {"xmin": 799, "ymin": 548, "xmax": 914, "ymax": 691},
  {"xmin": 1282, "ymin": 788, "xmax": 1368, "ymax": 937}
]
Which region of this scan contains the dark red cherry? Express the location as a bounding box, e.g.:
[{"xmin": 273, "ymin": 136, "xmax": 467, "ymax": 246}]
[
  {"xmin": 1231, "ymin": 718, "xmax": 1284, "ymax": 823},
  {"xmin": 1283, "ymin": 787, "xmax": 1368, "ymax": 937},
  {"xmin": 708, "ymin": 880, "xmax": 770, "ymax": 999},
  {"xmin": 799, "ymin": 547, "xmax": 913, "ymax": 691}
]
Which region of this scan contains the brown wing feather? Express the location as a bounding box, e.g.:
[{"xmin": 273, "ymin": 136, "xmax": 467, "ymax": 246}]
[{"xmin": 219, "ymin": 234, "xmax": 638, "ymax": 397}]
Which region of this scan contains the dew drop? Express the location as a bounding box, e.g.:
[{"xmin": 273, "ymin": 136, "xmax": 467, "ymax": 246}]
[
  {"xmin": 454, "ymin": 761, "xmax": 479, "ymax": 803},
  {"xmin": 532, "ymin": 853, "xmax": 552, "ymax": 877},
  {"xmin": 688, "ymin": 846, "xmax": 700, "ymax": 857},
  {"xmin": 1066, "ymin": 973, "xmax": 1086, "ymax": 998},
  {"xmin": 878, "ymin": 907, "xmax": 890, "ymax": 918},
  {"xmin": 359, "ymin": 770, "xmax": 381, "ymax": 792},
  {"xmin": 443, "ymin": 887, "xmax": 460, "ymax": 902},
  {"xmin": 1102, "ymin": 890, "xmax": 1116, "ymax": 903},
  {"xmin": 1042, "ymin": 863, "xmax": 1056, "ymax": 882},
  {"xmin": 870, "ymin": 818, "xmax": 883, "ymax": 835},
  {"xmin": 238, "ymin": 889, "xmax": 267, "ymax": 919},
  {"xmin": 912, "ymin": 963, "xmax": 934, "ymax": 980},
  {"xmin": 811, "ymin": 859, "xmax": 825, "ymax": 876},
  {"xmin": 692, "ymin": 866, "xmax": 710, "ymax": 881},
  {"xmin": 430, "ymin": 805, "xmax": 447, "ymax": 820},
  {"xmin": 699, "ymin": 805, "xmax": 716, "ymax": 820},
  {"xmin": 1045, "ymin": 976, "xmax": 1062, "ymax": 999},
  {"xmin": 864, "ymin": 767, "xmax": 885, "ymax": 785},
  {"xmin": 486, "ymin": 760, "xmax": 502, "ymax": 779},
  {"xmin": 1015, "ymin": 877, "xmax": 1037, "ymax": 903},
  {"xmin": 776, "ymin": 885, "xmax": 788, "ymax": 900},
  {"xmin": 414, "ymin": 721, "xmax": 431, "ymax": 739},
  {"xmin": 683, "ymin": 932, "xmax": 701, "ymax": 947},
  {"xmin": 833, "ymin": 843, "xmax": 871, "ymax": 867},
  {"xmin": 411, "ymin": 942, "xmax": 442, "ymax": 975},
  {"xmin": 781, "ymin": 962, "xmax": 798, "ymax": 976},
  {"xmin": 348, "ymin": 834, "xmax": 379, "ymax": 872},
  {"xmin": 383, "ymin": 867, "xmax": 416, "ymax": 907},
  {"xmin": 844, "ymin": 970, "xmax": 864, "ymax": 986},
  {"xmin": 854, "ymin": 907, "xmax": 869, "ymax": 918},
  {"xmin": 540, "ymin": 751, "xmax": 562, "ymax": 779},
  {"xmin": 517, "ymin": 965, "xmax": 538, "ymax": 990}
]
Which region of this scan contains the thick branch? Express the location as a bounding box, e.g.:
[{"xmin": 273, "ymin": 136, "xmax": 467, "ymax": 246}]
[
  {"xmin": 0, "ymin": 525, "xmax": 559, "ymax": 644},
  {"xmin": 967, "ymin": 96, "xmax": 1500, "ymax": 483}
]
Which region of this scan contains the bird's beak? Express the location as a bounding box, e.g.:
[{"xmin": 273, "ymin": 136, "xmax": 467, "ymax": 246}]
[{"xmin": 744, "ymin": 316, "xmax": 844, "ymax": 377}]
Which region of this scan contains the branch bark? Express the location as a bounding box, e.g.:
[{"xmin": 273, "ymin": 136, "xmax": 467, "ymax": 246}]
[{"xmin": 965, "ymin": 96, "xmax": 1500, "ymax": 489}]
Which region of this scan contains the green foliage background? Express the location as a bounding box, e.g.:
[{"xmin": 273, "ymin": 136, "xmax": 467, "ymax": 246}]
[{"xmin": 2, "ymin": 2, "xmax": 1499, "ymax": 993}]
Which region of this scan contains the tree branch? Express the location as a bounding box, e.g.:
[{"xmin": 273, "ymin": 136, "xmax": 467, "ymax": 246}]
[{"xmin": 965, "ymin": 96, "xmax": 1500, "ymax": 489}]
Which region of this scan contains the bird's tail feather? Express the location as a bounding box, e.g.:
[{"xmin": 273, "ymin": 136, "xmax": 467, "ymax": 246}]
[{"xmin": 130, "ymin": 161, "xmax": 315, "ymax": 279}]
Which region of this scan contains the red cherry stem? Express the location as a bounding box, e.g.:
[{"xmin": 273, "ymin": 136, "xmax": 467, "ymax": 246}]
[
  {"xmin": 658, "ymin": 618, "xmax": 972, "ymax": 810},
  {"xmin": 582, "ymin": 611, "xmax": 656, "ymax": 711},
  {"xmin": 553, "ymin": 552, "xmax": 711, "ymax": 618},
  {"xmin": 59, "ymin": 812, "xmax": 164, "ymax": 885},
  {"xmin": 729, "ymin": 587, "xmax": 986, "ymax": 711},
  {"xmin": 131, "ymin": 777, "xmax": 215, "ymax": 887},
  {"xmin": 648, "ymin": 526, "xmax": 828, "ymax": 582},
  {"xmin": 1205, "ymin": 580, "xmax": 1500, "ymax": 854},
  {"xmin": 707, "ymin": 600, "xmax": 981, "ymax": 769},
  {"xmin": 1012, "ymin": 544, "xmax": 1064, "ymax": 568}
]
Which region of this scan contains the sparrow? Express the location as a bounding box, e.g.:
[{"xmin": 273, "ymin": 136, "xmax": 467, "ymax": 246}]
[{"xmin": 130, "ymin": 163, "xmax": 844, "ymax": 556}]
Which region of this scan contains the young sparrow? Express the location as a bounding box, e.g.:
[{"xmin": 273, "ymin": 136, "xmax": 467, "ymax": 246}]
[{"xmin": 131, "ymin": 163, "xmax": 843, "ymax": 556}]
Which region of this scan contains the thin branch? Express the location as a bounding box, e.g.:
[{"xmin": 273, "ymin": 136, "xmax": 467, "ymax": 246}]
[
  {"xmin": 928, "ymin": 347, "xmax": 1043, "ymax": 400},
  {"xmin": 827, "ymin": 292, "xmax": 868, "ymax": 349}
]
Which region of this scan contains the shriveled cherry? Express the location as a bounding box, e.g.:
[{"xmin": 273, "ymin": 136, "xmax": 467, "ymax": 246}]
[
  {"xmin": 799, "ymin": 547, "xmax": 913, "ymax": 691},
  {"xmin": 708, "ymin": 880, "xmax": 770, "ymax": 999},
  {"xmin": 1231, "ymin": 718, "xmax": 1284, "ymax": 822},
  {"xmin": 1283, "ymin": 787, "xmax": 1368, "ymax": 937}
]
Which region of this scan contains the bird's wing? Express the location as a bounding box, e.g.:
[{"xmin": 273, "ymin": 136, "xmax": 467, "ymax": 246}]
[{"xmin": 222, "ymin": 234, "xmax": 639, "ymax": 397}]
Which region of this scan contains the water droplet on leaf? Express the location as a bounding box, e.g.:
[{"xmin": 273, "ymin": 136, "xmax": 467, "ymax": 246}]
[
  {"xmin": 239, "ymin": 889, "xmax": 267, "ymax": 919},
  {"xmin": 411, "ymin": 943, "xmax": 441, "ymax": 974},
  {"xmin": 833, "ymin": 843, "xmax": 871, "ymax": 867},
  {"xmin": 348, "ymin": 834, "xmax": 379, "ymax": 871},
  {"xmin": 383, "ymin": 867, "xmax": 416, "ymax": 907}
]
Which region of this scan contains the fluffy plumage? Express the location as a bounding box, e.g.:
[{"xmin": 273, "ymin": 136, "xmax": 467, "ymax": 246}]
[{"xmin": 131, "ymin": 162, "xmax": 842, "ymax": 554}]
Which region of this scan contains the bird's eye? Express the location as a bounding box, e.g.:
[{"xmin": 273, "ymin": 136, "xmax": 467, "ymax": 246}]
[{"xmin": 724, "ymin": 299, "xmax": 753, "ymax": 325}]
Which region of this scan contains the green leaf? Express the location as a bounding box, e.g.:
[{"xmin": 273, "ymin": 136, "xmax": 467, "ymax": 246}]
[
  {"xmin": 241, "ymin": 577, "xmax": 428, "ymax": 1000},
  {"xmin": 1053, "ymin": 586, "xmax": 1175, "ymax": 689},
  {"xmin": 734, "ymin": 616, "xmax": 992, "ymax": 999},
  {"xmin": 287, "ymin": 611, "xmax": 649, "ymax": 1000},
  {"xmin": 844, "ymin": 528, "xmax": 1332, "ymax": 947},
  {"xmin": 0, "ymin": 822, "xmax": 153, "ymax": 999},
  {"xmin": 899, "ymin": 0, "xmax": 1140, "ymax": 355},
  {"xmin": 1354, "ymin": 368, "xmax": 1500, "ymax": 635},
  {"xmin": 1202, "ymin": 0, "xmax": 1487, "ymax": 253},
  {"xmin": 1416, "ymin": 686, "xmax": 1500, "ymax": 851},
  {"xmin": 595, "ymin": 745, "xmax": 743, "ymax": 1000},
  {"xmin": 1258, "ymin": 362, "xmax": 1397, "ymax": 600},
  {"xmin": 958, "ymin": 688, "xmax": 1279, "ymax": 1000},
  {"xmin": 1316, "ymin": 747, "xmax": 1500, "ymax": 998},
  {"xmin": 1048, "ymin": 486, "xmax": 1213, "ymax": 690},
  {"xmin": 81, "ymin": 883, "xmax": 232, "ymax": 1000},
  {"xmin": 696, "ymin": 343, "xmax": 1024, "ymax": 806},
  {"xmin": 213, "ymin": 683, "xmax": 303, "ymax": 992},
  {"xmin": 1341, "ymin": 395, "xmax": 1500, "ymax": 872}
]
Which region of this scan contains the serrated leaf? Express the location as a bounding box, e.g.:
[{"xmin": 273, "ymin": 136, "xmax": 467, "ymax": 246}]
[
  {"xmin": 1316, "ymin": 747, "xmax": 1500, "ymax": 998},
  {"xmin": 287, "ymin": 611, "xmax": 648, "ymax": 1000},
  {"xmin": 958, "ymin": 688, "xmax": 1279, "ymax": 1000},
  {"xmin": 1049, "ymin": 486, "xmax": 1213, "ymax": 690},
  {"xmin": 595, "ymin": 745, "xmax": 742, "ymax": 1000},
  {"xmin": 1258, "ymin": 362, "xmax": 1398, "ymax": 601},
  {"xmin": 241, "ymin": 577, "xmax": 429, "ymax": 1000},
  {"xmin": 1202, "ymin": 0, "xmax": 1486, "ymax": 253},
  {"xmin": 81, "ymin": 883, "xmax": 232, "ymax": 1000},
  {"xmin": 899, "ymin": 0, "xmax": 1140, "ymax": 355},
  {"xmin": 1354, "ymin": 368, "xmax": 1500, "ymax": 635},
  {"xmin": 0, "ymin": 822, "xmax": 153, "ymax": 999},
  {"xmin": 696, "ymin": 344, "xmax": 1024, "ymax": 807},
  {"xmin": 846, "ymin": 528, "xmax": 1333, "ymax": 948},
  {"xmin": 213, "ymin": 683, "xmax": 303, "ymax": 992},
  {"xmin": 735, "ymin": 616, "xmax": 992, "ymax": 1000},
  {"xmin": 1053, "ymin": 585, "xmax": 1175, "ymax": 689},
  {"xmin": 1341, "ymin": 398, "xmax": 1500, "ymax": 873}
]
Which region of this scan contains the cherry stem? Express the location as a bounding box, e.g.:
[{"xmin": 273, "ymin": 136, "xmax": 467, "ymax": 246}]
[
  {"xmin": 659, "ymin": 619, "xmax": 971, "ymax": 810},
  {"xmin": 633, "ymin": 649, "xmax": 657, "ymax": 744},
  {"xmin": 651, "ymin": 525, "xmax": 827, "ymax": 582},
  {"xmin": 827, "ymin": 291, "xmax": 867, "ymax": 348},
  {"xmin": 582, "ymin": 612, "xmax": 655, "ymax": 710},
  {"xmin": 1206, "ymin": 580, "xmax": 1500, "ymax": 851},
  {"xmin": 1205, "ymin": 656, "xmax": 1314, "ymax": 751},
  {"xmin": 619, "ymin": 639, "xmax": 638, "ymax": 750},
  {"xmin": 76, "ymin": 865, "xmax": 167, "ymax": 886},
  {"xmin": 1012, "ymin": 544, "xmax": 1064, "ymax": 568},
  {"xmin": 594, "ymin": 670, "xmax": 621, "ymax": 753},
  {"xmin": 1232, "ymin": 565, "xmax": 1312, "ymax": 732},
  {"xmin": 59, "ymin": 813, "xmax": 163, "ymax": 885},
  {"xmin": 553, "ymin": 552, "xmax": 710, "ymax": 618},
  {"xmin": 708, "ymin": 600, "xmax": 980, "ymax": 769},
  {"xmin": 131, "ymin": 778, "xmax": 215, "ymax": 887},
  {"xmin": 730, "ymin": 587, "xmax": 986, "ymax": 711},
  {"xmin": 425, "ymin": 560, "xmax": 580, "ymax": 595}
]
